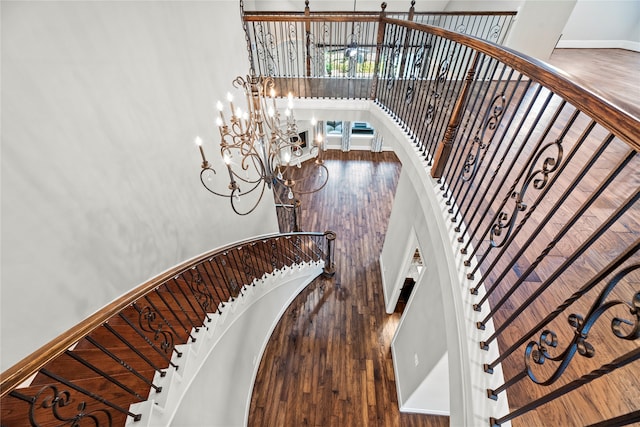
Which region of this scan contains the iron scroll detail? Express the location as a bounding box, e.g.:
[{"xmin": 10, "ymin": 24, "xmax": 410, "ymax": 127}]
[
  {"xmin": 524, "ymin": 264, "xmax": 640, "ymax": 386},
  {"xmin": 461, "ymin": 94, "xmax": 506, "ymax": 182},
  {"xmin": 490, "ymin": 137, "xmax": 564, "ymax": 248}
]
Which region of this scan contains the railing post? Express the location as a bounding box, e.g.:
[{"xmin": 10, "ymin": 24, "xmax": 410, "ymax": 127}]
[
  {"xmin": 431, "ymin": 51, "xmax": 481, "ymax": 178},
  {"xmin": 397, "ymin": 0, "xmax": 416, "ymax": 78},
  {"xmin": 322, "ymin": 230, "xmax": 336, "ymax": 277},
  {"xmin": 238, "ymin": 0, "xmax": 256, "ymax": 76},
  {"xmin": 305, "ymin": 0, "xmax": 312, "ymax": 77},
  {"xmin": 293, "ymin": 199, "xmax": 301, "ymax": 232},
  {"xmin": 370, "ymin": 2, "xmax": 387, "ymax": 100}
]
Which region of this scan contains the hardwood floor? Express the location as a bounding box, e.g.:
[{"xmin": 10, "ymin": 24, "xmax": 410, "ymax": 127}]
[
  {"xmin": 249, "ymin": 151, "xmax": 449, "ymax": 427},
  {"xmin": 547, "ymin": 48, "xmax": 640, "ymax": 119}
]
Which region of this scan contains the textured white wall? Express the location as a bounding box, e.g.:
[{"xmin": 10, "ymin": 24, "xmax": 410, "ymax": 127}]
[
  {"xmin": 443, "ymin": 0, "xmax": 577, "ymax": 60},
  {"xmin": 558, "ymin": 0, "xmax": 640, "ymax": 50},
  {"xmin": 1, "ymin": 1, "xmax": 278, "ymax": 371},
  {"xmin": 382, "ymin": 170, "xmax": 450, "ymax": 415},
  {"xmin": 171, "ymin": 268, "xmax": 322, "ymax": 426},
  {"xmin": 505, "ymin": 0, "xmax": 577, "ymax": 60}
]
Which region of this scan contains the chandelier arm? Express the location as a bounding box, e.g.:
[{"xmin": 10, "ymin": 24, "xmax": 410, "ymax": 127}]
[
  {"xmin": 267, "ymin": 149, "xmax": 284, "ymax": 175},
  {"xmin": 232, "ymin": 174, "xmax": 266, "ymax": 185},
  {"xmin": 229, "ymin": 120, "xmax": 246, "ymax": 136},
  {"xmin": 237, "ymin": 136, "xmax": 263, "ymax": 163},
  {"xmin": 229, "ymin": 179, "xmax": 268, "ymax": 216},
  {"xmin": 200, "ymin": 165, "xmax": 265, "ymax": 198},
  {"xmin": 258, "ymin": 111, "xmax": 282, "ymax": 140},
  {"xmin": 230, "ymin": 153, "xmax": 267, "ymax": 185},
  {"xmin": 200, "ymin": 168, "xmax": 236, "ymax": 198},
  {"xmin": 232, "ymin": 75, "xmax": 249, "ymax": 91},
  {"xmin": 235, "ymin": 175, "xmax": 266, "ymax": 196},
  {"xmin": 259, "ymin": 105, "xmax": 287, "ymax": 137},
  {"xmin": 231, "ymin": 175, "xmax": 265, "ymax": 185}
]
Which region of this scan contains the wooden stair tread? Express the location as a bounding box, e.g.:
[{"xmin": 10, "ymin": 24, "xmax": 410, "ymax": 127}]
[
  {"xmin": 1, "ymin": 372, "xmax": 156, "ymax": 426},
  {"xmin": 29, "ymin": 351, "xmax": 160, "ymax": 385}
]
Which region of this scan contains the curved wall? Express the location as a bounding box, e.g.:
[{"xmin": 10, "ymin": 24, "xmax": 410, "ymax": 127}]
[{"xmin": 294, "ymin": 98, "xmax": 510, "ymax": 425}]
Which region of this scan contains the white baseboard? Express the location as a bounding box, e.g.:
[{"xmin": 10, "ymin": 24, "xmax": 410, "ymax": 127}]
[{"xmin": 556, "ymin": 39, "xmax": 640, "ymax": 52}]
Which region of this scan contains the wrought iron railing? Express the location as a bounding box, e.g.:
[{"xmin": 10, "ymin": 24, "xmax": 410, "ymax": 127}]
[
  {"xmin": 386, "ymin": 10, "xmax": 515, "ymax": 45},
  {"xmin": 242, "ymin": 3, "xmax": 639, "ymax": 427},
  {"xmin": 241, "ymin": 1, "xmax": 516, "ymax": 99},
  {"xmin": 377, "ymin": 18, "xmax": 639, "ymax": 427},
  {"xmin": 0, "ymin": 232, "xmax": 336, "ymax": 426}
]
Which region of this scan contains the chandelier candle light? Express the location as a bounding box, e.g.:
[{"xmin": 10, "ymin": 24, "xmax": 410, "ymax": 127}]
[{"xmin": 195, "ymin": 75, "xmax": 329, "ymax": 215}]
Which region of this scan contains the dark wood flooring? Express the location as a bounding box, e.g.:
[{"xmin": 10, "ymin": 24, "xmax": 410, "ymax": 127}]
[
  {"xmin": 249, "ymin": 151, "xmax": 449, "ymax": 427},
  {"xmin": 547, "ymin": 48, "xmax": 640, "ymax": 119}
]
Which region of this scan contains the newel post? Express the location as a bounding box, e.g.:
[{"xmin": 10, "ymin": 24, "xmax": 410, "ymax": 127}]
[
  {"xmin": 370, "ymin": 2, "xmax": 387, "ymax": 100},
  {"xmin": 431, "ymin": 51, "xmax": 481, "ymax": 178},
  {"xmin": 322, "ymin": 230, "xmax": 337, "ymax": 277}
]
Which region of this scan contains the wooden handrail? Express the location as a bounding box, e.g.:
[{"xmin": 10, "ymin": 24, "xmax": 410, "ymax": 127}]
[
  {"xmin": 382, "ymin": 17, "xmax": 640, "ymax": 152},
  {"xmin": 243, "ymin": 10, "xmax": 517, "ymax": 18},
  {"xmin": 410, "ymin": 11, "xmax": 517, "ymax": 16},
  {"xmin": 243, "ymin": 14, "xmax": 380, "ymax": 23},
  {"xmin": 0, "ymin": 231, "xmax": 327, "ymax": 398}
]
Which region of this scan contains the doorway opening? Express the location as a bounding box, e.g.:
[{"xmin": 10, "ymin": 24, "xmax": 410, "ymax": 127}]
[{"xmin": 395, "ymin": 248, "xmax": 424, "ymax": 313}]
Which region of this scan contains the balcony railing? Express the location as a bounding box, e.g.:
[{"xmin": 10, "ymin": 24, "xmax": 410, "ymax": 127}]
[
  {"xmin": 241, "ymin": 1, "xmax": 516, "ymax": 100},
  {"xmin": 0, "ymin": 232, "xmax": 336, "ymax": 426},
  {"xmin": 241, "ymin": 3, "xmax": 639, "ymax": 427}
]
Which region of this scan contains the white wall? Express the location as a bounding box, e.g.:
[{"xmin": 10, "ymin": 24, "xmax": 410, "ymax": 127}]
[
  {"xmin": 364, "ymin": 99, "xmax": 510, "ymax": 425},
  {"xmin": 171, "ymin": 267, "xmax": 322, "ymax": 426},
  {"xmin": 557, "ymin": 0, "xmax": 640, "ymax": 51},
  {"xmin": 443, "ymin": 0, "xmax": 579, "ymax": 60},
  {"xmin": 1, "ymin": 1, "xmax": 279, "ymax": 371},
  {"xmin": 382, "ymin": 172, "xmax": 450, "ymax": 415},
  {"xmin": 505, "ymin": 0, "xmax": 577, "ymax": 60},
  {"xmin": 444, "ymin": 0, "xmax": 523, "ymax": 12}
]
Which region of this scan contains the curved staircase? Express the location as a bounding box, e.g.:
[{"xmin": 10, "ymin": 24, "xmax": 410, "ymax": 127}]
[{"xmin": 1, "ymin": 232, "xmax": 335, "ymax": 426}]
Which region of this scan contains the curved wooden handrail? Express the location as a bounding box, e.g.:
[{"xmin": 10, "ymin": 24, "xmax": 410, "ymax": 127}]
[
  {"xmin": 383, "ymin": 17, "xmax": 640, "ymax": 151},
  {"xmin": 411, "ymin": 11, "xmax": 517, "ymax": 16},
  {"xmin": 242, "ymin": 10, "xmax": 516, "ymax": 19},
  {"xmin": 243, "ymin": 14, "xmax": 381, "ymax": 23},
  {"xmin": 0, "ymin": 231, "xmax": 328, "ymax": 398}
]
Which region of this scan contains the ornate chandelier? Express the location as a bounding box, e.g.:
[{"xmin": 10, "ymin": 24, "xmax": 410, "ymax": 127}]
[{"xmin": 195, "ymin": 75, "xmax": 329, "ymax": 215}]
